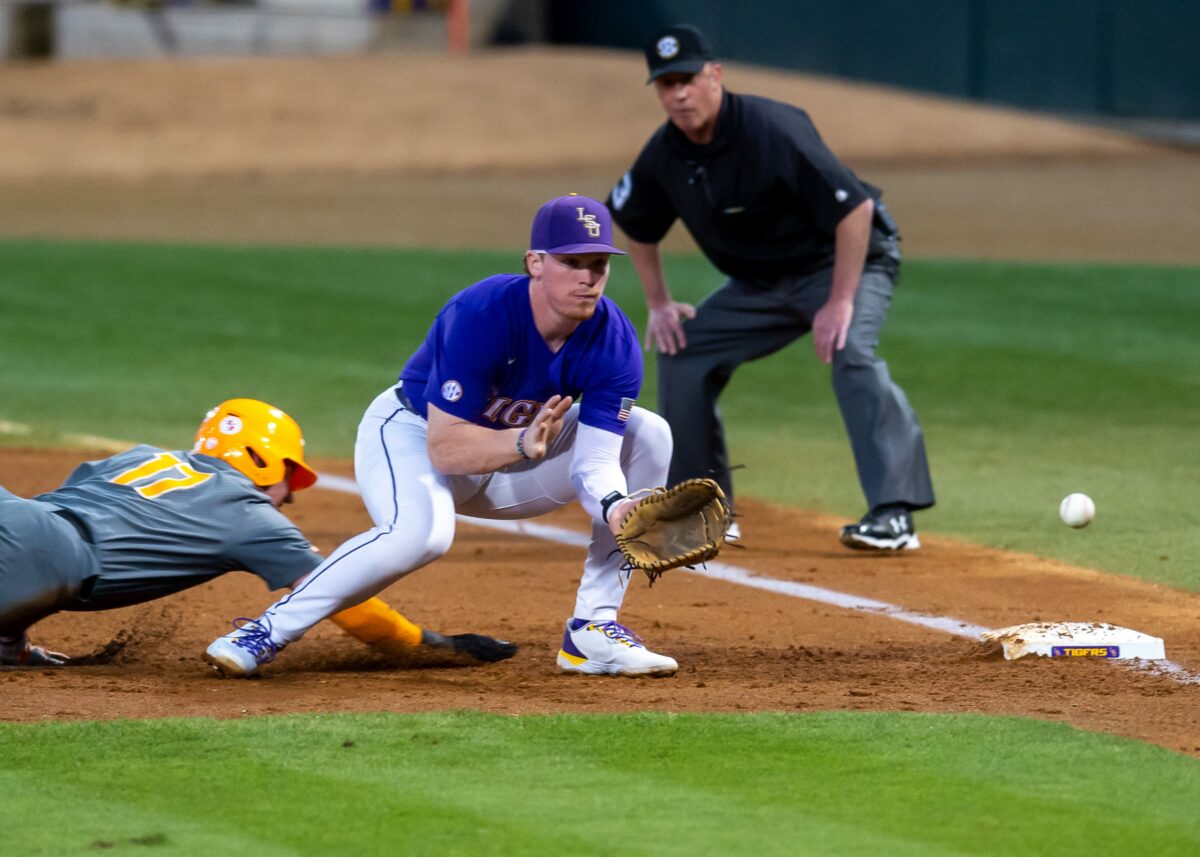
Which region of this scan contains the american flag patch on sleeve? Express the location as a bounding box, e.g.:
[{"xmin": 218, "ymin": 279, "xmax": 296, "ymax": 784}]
[{"xmin": 617, "ymin": 397, "xmax": 635, "ymax": 422}]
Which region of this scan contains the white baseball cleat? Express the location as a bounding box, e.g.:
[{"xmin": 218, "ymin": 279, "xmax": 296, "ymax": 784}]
[
  {"xmin": 556, "ymin": 618, "xmax": 678, "ymax": 676},
  {"xmin": 204, "ymin": 617, "xmax": 281, "ymax": 678}
]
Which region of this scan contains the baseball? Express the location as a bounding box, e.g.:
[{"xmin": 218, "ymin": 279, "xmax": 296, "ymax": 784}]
[{"xmin": 1059, "ymin": 493, "xmax": 1095, "ymax": 528}]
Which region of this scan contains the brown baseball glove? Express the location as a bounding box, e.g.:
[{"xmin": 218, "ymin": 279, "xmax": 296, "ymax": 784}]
[{"xmin": 614, "ymin": 478, "xmax": 731, "ymax": 585}]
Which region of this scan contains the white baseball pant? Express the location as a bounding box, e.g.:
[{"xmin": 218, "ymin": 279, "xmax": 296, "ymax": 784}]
[{"xmin": 262, "ymin": 388, "xmax": 672, "ymax": 645}]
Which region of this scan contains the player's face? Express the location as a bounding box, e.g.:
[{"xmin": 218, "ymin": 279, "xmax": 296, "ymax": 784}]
[
  {"xmin": 653, "ymin": 63, "xmax": 724, "ymax": 143},
  {"xmin": 530, "ymin": 252, "xmax": 611, "ymax": 322},
  {"xmin": 262, "ymin": 463, "xmax": 295, "ymax": 508}
]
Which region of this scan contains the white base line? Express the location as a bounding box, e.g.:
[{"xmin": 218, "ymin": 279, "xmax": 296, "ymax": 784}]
[{"xmin": 277, "ymin": 474, "xmax": 1197, "ymax": 686}]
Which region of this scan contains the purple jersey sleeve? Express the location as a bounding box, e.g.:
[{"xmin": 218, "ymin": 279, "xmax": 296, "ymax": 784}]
[
  {"xmin": 571, "ymin": 307, "xmax": 642, "ymax": 435},
  {"xmin": 400, "ymin": 274, "xmax": 643, "ymax": 435},
  {"xmin": 400, "ymin": 275, "xmax": 524, "ymax": 422},
  {"xmin": 423, "ymin": 297, "xmax": 510, "ymax": 422}
]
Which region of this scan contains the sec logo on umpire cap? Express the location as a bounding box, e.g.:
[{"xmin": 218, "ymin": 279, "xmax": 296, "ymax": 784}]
[{"xmin": 656, "ymin": 36, "xmax": 679, "ymax": 59}]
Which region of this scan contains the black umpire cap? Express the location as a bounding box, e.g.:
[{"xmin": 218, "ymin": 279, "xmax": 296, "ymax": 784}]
[{"xmin": 643, "ymin": 24, "xmax": 716, "ymax": 84}]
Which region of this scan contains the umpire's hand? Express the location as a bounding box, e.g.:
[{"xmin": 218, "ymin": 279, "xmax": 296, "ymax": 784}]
[
  {"xmin": 812, "ymin": 297, "xmax": 854, "ymax": 364},
  {"xmin": 645, "ymin": 301, "xmax": 696, "ymax": 355}
]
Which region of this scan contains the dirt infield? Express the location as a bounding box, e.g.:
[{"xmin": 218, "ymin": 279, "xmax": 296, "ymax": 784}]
[
  {"xmin": 2, "ymin": 51, "xmax": 1199, "ymax": 752},
  {"xmin": 4, "ymin": 449, "xmax": 1199, "ymax": 756}
]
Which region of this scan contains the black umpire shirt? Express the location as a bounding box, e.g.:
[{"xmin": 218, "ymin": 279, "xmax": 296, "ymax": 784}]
[{"xmin": 607, "ymin": 90, "xmax": 898, "ymax": 284}]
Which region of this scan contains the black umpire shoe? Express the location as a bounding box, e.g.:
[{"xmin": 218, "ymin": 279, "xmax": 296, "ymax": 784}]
[{"xmin": 840, "ymin": 505, "xmax": 920, "ymax": 551}]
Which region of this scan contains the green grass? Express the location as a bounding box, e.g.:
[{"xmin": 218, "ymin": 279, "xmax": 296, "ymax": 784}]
[
  {"xmin": 1, "ymin": 238, "xmax": 1197, "ymax": 588},
  {"xmin": 0, "ymin": 240, "xmax": 506, "ymax": 450},
  {"xmin": 3, "ymin": 241, "xmax": 1198, "ymax": 853},
  {"xmin": 2, "ymin": 712, "xmax": 1198, "ymax": 856},
  {"xmin": 667, "ymin": 257, "xmax": 1200, "ymax": 589}
]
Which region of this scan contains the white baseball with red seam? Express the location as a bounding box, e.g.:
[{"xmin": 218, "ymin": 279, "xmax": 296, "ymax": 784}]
[{"xmin": 1059, "ymin": 493, "xmax": 1095, "ymax": 528}]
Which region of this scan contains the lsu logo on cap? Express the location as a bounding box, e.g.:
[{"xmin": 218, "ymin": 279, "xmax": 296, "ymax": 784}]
[
  {"xmin": 576, "ymin": 207, "xmax": 601, "ymax": 238},
  {"xmin": 656, "ymin": 36, "xmax": 679, "ymax": 59}
]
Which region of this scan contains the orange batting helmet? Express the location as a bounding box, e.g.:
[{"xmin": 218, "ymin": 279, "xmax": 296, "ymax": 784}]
[{"xmin": 193, "ymin": 399, "xmax": 318, "ymax": 491}]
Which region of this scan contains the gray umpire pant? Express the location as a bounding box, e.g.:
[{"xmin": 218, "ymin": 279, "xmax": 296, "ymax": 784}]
[{"xmin": 658, "ymin": 251, "xmax": 935, "ymax": 514}]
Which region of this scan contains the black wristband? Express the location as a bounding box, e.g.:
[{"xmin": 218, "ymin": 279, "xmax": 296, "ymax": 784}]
[
  {"xmin": 600, "ymin": 491, "xmax": 625, "ymax": 523},
  {"xmin": 515, "ymin": 428, "xmax": 530, "ymax": 460}
]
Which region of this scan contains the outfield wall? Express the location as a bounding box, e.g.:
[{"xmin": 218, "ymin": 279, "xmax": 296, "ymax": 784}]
[
  {"xmin": 549, "ymin": 0, "xmax": 1200, "ymax": 121},
  {"xmin": 0, "ymin": 0, "xmax": 450, "ymax": 59}
]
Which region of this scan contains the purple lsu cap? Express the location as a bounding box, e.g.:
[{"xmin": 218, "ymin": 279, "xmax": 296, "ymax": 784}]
[{"xmin": 529, "ymin": 194, "xmax": 626, "ymax": 255}]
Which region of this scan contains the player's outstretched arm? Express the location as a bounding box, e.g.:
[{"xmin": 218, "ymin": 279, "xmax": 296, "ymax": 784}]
[
  {"xmin": 606, "ymin": 495, "xmax": 640, "ymax": 537},
  {"xmin": 426, "ymin": 397, "xmax": 573, "ymax": 475},
  {"xmin": 0, "ymin": 636, "xmax": 69, "ymax": 667},
  {"xmin": 521, "ymin": 394, "xmax": 572, "ymax": 458}
]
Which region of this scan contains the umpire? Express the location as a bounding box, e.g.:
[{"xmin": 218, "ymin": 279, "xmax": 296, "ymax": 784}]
[{"xmin": 606, "ymin": 24, "xmax": 934, "ymax": 551}]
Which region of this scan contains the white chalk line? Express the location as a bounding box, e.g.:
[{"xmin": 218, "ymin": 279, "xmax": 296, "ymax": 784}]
[{"xmin": 315, "ymin": 474, "xmax": 1200, "ymax": 687}]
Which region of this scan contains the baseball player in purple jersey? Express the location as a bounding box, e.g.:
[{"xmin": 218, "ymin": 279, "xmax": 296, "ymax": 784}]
[{"xmin": 206, "ymin": 195, "xmax": 679, "ymax": 678}]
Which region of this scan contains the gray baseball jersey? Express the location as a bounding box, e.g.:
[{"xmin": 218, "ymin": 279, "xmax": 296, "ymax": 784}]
[{"xmin": 0, "ymin": 445, "xmax": 321, "ymax": 634}]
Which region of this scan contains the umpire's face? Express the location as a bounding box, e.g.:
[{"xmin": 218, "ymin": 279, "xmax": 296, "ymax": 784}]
[
  {"xmin": 653, "ymin": 62, "xmax": 724, "ymax": 144},
  {"xmin": 527, "ymin": 252, "xmax": 611, "ymax": 323}
]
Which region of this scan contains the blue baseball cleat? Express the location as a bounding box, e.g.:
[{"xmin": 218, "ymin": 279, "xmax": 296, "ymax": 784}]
[{"xmin": 204, "ymin": 617, "xmax": 281, "ymax": 678}]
